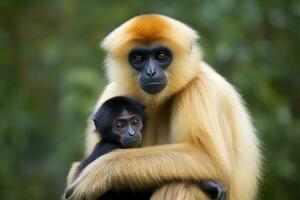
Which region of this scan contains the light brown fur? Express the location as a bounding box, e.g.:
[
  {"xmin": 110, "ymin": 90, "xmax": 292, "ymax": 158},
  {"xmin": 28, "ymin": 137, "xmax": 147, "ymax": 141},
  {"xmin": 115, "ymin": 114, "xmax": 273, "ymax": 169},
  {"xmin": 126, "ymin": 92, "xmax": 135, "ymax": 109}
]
[
  {"xmin": 65, "ymin": 14, "xmax": 261, "ymax": 200},
  {"xmin": 151, "ymin": 182, "xmax": 210, "ymax": 200}
]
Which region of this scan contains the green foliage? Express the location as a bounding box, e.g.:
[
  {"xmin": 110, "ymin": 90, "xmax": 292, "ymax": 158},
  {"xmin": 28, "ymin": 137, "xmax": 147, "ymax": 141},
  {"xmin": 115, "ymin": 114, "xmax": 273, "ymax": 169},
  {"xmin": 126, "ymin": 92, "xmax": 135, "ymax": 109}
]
[{"xmin": 0, "ymin": 0, "xmax": 299, "ymax": 199}]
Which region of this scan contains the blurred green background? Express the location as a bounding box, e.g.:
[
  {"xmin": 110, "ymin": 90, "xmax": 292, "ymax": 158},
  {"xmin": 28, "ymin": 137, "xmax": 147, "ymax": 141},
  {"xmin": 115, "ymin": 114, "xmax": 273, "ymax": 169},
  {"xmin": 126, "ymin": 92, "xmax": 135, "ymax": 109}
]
[{"xmin": 0, "ymin": 0, "xmax": 299, "ymax": 199}]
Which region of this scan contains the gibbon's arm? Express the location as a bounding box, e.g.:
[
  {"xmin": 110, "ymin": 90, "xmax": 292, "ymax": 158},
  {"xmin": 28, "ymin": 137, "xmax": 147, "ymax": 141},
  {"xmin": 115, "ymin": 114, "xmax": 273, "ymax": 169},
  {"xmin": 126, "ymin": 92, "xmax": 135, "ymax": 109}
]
[
  {"xmin": 65, "ymin": 143, "xmax": 226, "ymax": 200},
  {"xmin": 170, "ymin": 74, "xmax": 234, "ymax": 181}
]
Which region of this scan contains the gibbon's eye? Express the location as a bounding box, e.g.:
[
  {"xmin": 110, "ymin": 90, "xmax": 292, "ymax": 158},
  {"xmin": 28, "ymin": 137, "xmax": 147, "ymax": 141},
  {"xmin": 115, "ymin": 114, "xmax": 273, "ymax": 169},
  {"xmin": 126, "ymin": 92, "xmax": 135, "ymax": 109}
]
[
  {"xmin": 115, "ymin": 121, "xmax": 125, "ymax": 129},
  {"xmin": 129, "ymin": 48, "xmax": 147, "ymax": 69},
  {"xmin": 133, "ymin": 54, "xmax": 144, "ymax": 64},
  {"xmin": 131, "ymin": 118, "xmax": 139, "ymax": 126},
  {"xmin": 156, "ymin": 51, "xmax": 168, "ymax": 62}
]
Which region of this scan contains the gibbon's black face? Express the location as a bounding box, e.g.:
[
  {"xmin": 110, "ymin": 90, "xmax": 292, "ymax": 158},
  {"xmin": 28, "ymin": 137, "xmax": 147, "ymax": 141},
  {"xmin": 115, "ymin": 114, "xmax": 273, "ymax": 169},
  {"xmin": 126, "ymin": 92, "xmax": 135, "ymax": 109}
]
[
  {"xmin": 129, "ymin": 45, "xmax": 173, "ymax": 94},
  {"xmin": 112, "ymin": 112, "xmax": 143, "ymax": 148},
  {"xmin": 93, "ymin": 96, "xmax": 146, "ymax": 148}
]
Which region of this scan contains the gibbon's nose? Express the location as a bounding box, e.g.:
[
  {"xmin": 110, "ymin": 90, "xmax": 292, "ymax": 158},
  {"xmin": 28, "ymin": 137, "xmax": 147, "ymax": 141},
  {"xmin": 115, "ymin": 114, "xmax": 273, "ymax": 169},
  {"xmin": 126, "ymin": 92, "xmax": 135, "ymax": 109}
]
[
  {"xmin": 146, "ymin": 59, "xmax": 156, "ymax": 78},
  {"xmin": 127, "ymin": 127, "xmax": 136, "ymax": 136},
  {"xmin": 146, "ymin": 66, "xmax": 156, "ymax": 78}
]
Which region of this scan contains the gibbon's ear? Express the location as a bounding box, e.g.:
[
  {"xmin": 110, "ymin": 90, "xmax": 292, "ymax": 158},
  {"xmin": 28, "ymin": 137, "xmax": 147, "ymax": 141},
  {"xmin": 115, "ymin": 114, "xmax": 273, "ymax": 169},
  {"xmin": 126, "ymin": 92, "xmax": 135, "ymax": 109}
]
[
  {"xmin": 90, "ymin": 114, "xmax": 98, "ymax": 126},
  {"xmin": 91, "ymin": 116, "xmax": 98, "ymax": 133}
]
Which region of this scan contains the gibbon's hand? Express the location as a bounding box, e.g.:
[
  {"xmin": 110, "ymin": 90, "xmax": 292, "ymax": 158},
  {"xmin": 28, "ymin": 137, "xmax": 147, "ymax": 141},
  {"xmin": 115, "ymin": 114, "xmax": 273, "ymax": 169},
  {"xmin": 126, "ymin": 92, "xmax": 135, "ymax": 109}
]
[
  {"xmin": 64, "ymin": 158, "xmax": 111, "ymax": 200},
  {"xmin": 199, "ymin": 180, "xmax": 227, "ymax": 200}
]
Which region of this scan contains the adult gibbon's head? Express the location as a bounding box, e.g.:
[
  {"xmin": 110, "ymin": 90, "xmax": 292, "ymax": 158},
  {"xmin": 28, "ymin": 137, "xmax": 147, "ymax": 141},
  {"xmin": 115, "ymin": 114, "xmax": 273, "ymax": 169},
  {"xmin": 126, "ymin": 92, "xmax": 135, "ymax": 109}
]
[{"xmin": 101, "ymin": 14, "xmax": 202, "ymax": 101}]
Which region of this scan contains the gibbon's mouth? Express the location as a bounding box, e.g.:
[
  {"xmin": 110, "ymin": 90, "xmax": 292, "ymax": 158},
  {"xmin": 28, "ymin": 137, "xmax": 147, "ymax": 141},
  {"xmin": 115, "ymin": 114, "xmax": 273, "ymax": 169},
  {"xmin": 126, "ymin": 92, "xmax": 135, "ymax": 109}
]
[
  {"xmin": 123, "ymin": 139, "xmax": 141, "ymax": 148},
  {"xmin": 141, "ymin": 81, "xmax": 167, "ymax": 94}
]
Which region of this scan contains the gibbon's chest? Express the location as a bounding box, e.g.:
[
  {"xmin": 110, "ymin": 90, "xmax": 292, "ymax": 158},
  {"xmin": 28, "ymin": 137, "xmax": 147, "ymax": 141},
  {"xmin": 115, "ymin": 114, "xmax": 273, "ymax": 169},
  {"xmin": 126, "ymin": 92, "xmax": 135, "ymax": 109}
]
[{"xmin": 142, "ymin": 101, "xmax": 172, "ymax": 146}]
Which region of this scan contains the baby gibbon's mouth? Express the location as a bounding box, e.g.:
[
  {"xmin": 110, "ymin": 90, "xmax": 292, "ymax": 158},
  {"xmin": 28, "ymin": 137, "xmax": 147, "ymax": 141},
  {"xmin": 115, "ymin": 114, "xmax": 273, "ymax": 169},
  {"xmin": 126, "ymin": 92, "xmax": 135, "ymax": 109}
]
[{"xmin": 123, "ymin": 139, "xmax": 141, "ymax": 148}]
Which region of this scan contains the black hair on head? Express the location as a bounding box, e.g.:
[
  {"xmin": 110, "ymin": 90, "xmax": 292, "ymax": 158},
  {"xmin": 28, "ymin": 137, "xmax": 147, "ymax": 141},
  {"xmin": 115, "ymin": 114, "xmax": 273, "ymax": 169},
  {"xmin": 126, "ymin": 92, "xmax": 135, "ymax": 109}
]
[{"xmin": 92, "ymin": 96, "xmax": 146, "ymax": 139}]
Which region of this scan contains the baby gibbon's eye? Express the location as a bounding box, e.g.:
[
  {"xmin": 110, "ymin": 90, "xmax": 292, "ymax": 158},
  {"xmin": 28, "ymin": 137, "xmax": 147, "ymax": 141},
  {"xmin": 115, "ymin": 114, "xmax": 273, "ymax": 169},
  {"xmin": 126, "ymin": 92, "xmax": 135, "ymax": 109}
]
[
  {"xmin": 131, "ymin": 118, "xmax": 139, "ymax": 126},
  {"xmin": 115, "ymin": 122, "xmax": 125, "ymax": 129}
]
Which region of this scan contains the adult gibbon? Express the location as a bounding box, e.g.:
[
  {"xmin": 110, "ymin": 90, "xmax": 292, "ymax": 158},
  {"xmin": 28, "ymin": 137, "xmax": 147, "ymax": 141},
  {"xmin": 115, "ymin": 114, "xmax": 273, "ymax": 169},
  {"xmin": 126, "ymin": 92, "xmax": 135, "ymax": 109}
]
[{"xmin": 65, "ymin": 14, "xmax": 261, "ymax": 200}]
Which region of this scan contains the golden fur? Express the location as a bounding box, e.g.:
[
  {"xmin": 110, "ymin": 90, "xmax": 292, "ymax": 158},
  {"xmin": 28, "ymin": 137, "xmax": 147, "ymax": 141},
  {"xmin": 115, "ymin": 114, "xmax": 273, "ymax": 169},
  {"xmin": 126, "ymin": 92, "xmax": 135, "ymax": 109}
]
[{"xmin": 65, "ymin": 14, "xmax": 261, "ymax": 200}]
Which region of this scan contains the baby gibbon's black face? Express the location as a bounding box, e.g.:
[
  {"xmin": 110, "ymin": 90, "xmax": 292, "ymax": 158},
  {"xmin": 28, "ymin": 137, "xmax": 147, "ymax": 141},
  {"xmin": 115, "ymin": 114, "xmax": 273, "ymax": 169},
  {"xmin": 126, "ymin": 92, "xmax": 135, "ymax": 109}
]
[
  {"xmin": 112, "ymin": 111, "xmax": 143, "ymax": 148},
  {"xmin": 128, "ymin": 45, "xmax": 173, "ymax": 94},
  {"xmin": 93, "ymin": 96, "xmax": 146, "ymax": 148}
]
